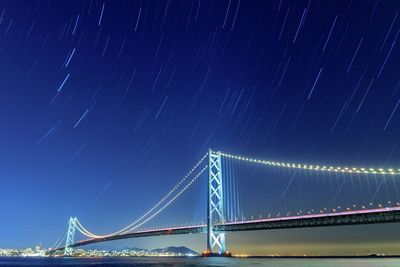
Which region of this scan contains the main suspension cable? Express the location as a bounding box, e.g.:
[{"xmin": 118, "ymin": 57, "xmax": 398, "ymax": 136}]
[
  {"xmin": 74, "ymin": 153, "xmax": 208, "ymax": 239},
  {"xmin": 220, "ymin": 152, "xmax": 400, "ymax": 175}
]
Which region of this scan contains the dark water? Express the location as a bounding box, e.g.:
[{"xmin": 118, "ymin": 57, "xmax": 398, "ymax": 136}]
[{"xmin": 1, "ymin": 257, "xmax": 400, "ymax": 267}]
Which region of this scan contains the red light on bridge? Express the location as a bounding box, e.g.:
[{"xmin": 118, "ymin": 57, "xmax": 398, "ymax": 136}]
[{"xmin": 167, "ymin": 229, "xmax": 173, "ymax": 235}]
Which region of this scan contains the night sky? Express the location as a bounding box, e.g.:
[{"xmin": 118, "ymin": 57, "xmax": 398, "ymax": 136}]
[{"xmin": 1, "ymin": 0, "xmax": 400, "ymax": 255}]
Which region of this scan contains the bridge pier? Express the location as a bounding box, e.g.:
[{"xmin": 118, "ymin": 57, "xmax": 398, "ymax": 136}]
[
  {"xmin": 201, "ymin": 251, "xmax": 232, "ymax": 257},
  {"xmin": 204, "ymin": 149, "xmax": 230, "ymax": 257}
]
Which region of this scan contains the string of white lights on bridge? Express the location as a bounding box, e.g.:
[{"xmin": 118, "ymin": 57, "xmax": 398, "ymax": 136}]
[
  {"xmin": 72, "ymin": 164, "xmax": 208, "ymax": 239},
  {"xmin": 219, "ymin": 152, "xmax": 400, "ymax": 175}
]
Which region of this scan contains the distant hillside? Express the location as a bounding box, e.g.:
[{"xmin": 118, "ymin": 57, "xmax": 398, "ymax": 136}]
[{"xmin": 150, "ymin": 246, "xmax": 198, "ymax": 255}]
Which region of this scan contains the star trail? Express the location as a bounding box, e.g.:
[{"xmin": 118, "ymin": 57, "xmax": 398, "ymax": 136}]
[{"xmin": 0, "ymin": 0, "xmax": 400, "ymax": 255}]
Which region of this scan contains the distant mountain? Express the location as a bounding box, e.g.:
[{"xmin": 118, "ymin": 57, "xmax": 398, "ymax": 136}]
[{"xmin": 149, "ymin": 246, "xmax": 198, "ymax": 255}]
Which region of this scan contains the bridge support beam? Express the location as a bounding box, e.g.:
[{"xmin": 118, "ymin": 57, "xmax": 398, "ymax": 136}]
[
  {"xmin": 204, "ymin": 149, "xmax": 230, "ymax": 257},
  {"xmin": 64, "ymin": 217, "xmax": 77, "ymax": 256}
]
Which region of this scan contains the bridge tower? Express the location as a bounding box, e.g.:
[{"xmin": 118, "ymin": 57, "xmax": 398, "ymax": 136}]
[
  {"xmin": 64, "ymin": 217, "xmax": 77, "ymax": 256},
  {"xmin": 203, "ymin": 149, "xmax": 230, "ymax": 257}
]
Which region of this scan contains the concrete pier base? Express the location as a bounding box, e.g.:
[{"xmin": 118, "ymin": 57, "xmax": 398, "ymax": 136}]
[{"xmin": 201, "ymin": 251, "xmax": 232, "ymax": 257}]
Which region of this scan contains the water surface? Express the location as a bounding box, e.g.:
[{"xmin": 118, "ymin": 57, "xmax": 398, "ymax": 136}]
[{"xmin": 1, "ymin": 257, "xmax": 400, "ymax": 267}]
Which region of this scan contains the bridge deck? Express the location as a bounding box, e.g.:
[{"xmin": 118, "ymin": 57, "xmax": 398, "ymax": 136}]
[
  {"xmin": 217, "ymin": 207, "xmax": 400, "ymax": 231},
  {"xmin": 50, "ymin": 207, "xmax": 400, "ymax": 253}
]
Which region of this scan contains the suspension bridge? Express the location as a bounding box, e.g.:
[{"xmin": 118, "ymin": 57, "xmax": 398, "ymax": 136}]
[{"xmin": 49, "ymin": 149, "xmax": 400, "ymax": 256}]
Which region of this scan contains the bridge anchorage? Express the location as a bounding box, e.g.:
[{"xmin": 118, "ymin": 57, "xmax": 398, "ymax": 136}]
[{"xmin": 49, "ymin": 148, "xmax": 400, "ymax": 257}]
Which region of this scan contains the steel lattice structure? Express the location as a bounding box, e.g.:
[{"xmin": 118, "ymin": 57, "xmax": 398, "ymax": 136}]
[
  {"xmin": 207, "ymin": 149, "xmax": 226, "ymax": 254},
  {"xmin": 65, "ymin": 217, "xmax": 77, "ymax": 255}
]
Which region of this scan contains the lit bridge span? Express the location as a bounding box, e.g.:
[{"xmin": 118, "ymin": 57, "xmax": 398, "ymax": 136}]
[{"xmin": 49, "ymin": 149, "xmax": 400, "ymax": 256}]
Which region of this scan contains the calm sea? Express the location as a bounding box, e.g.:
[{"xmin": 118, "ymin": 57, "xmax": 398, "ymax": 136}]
[{"xmin": 1, "ymin": 257, "xmax": 400, "ymax": 267}]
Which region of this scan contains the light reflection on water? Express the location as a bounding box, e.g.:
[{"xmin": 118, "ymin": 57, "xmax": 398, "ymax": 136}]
[{"xmin": 1, "ymin": 257, "xmax": 400, "ymax": 267}]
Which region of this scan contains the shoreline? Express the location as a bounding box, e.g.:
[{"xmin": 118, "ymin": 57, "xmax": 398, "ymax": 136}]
[
  {"xmin": 1, "ymin": 255, "xmax": 400, "ymax": 259},
  {"xmin": 236, "ymin": 255, "xmax": 400, "ymax": 259}
]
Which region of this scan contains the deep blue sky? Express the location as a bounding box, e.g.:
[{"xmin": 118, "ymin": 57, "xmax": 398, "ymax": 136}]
[{"xmin": 1, "ymin": 0, "xmax": 400, "ymax": 254}]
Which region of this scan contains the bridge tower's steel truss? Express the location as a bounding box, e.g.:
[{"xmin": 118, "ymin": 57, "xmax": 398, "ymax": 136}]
[
  {"xmin": 65, "ymin": 217, "xmax": 77, "ymax": 256},
  {"xmin": 207, "ymin": 149, "xmax": 227, "ymax": 254}
]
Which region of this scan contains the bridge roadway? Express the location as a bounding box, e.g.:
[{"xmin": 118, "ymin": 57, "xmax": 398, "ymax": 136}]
[{"xmin": 51, "ymin": 206, "xmax": 400, "ymax": 253}]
